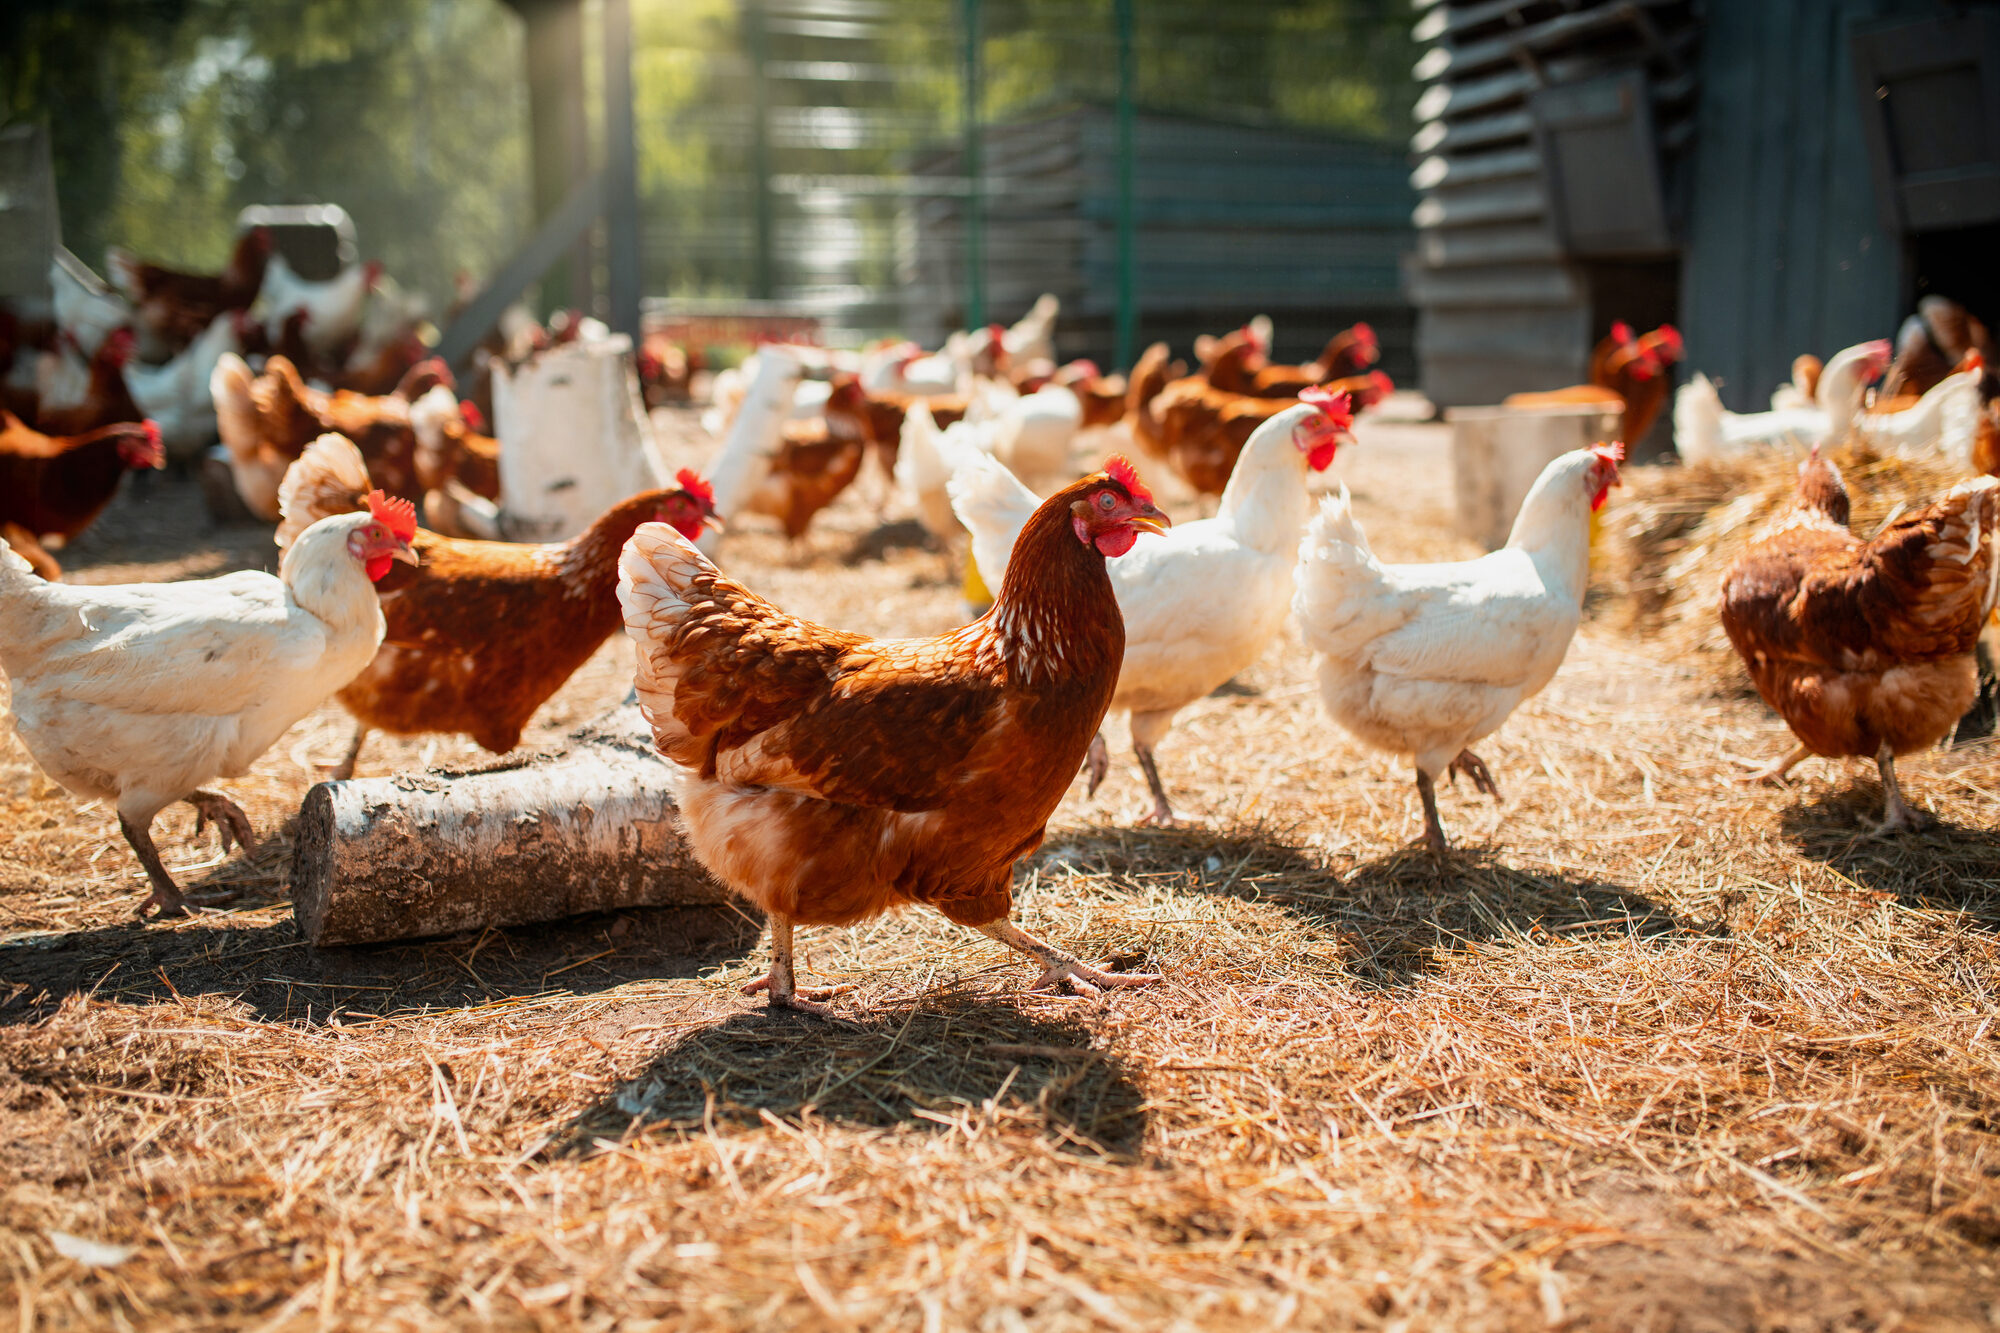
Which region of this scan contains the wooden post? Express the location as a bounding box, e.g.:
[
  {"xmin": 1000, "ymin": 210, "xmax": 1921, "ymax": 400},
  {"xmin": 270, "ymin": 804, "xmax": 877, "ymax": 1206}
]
[
  {"xmin": 289, "ymin": 707, "xmax": 741, "ymax": 948},
  {"xmin": 602, "ymin": 0, "xmax": 643, "ymax": 342},
  {"xmin": 519, "ymin": 0, "xmax": 594, "ymax": 313}
]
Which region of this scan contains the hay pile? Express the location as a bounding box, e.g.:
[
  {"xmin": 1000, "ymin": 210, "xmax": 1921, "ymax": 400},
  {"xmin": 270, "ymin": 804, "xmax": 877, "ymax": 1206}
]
[{"xmin": 1600, "ymin": 439, "xmax": 1975, "ymax": 688}]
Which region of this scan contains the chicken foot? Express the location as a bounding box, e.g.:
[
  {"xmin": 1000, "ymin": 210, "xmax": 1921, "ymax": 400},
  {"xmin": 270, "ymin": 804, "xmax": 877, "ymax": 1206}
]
[
  {"xmin": 122, "ymin": 816, "xmax": 190, "ymax": 920},
  {"xmin": 1870, "ymin": 743, "xmax": 1933, "ymax": 835},
  {"xmin": 1133, "ymin": 743, "xmax": 1180, "ymax": 827},
  {"xmin": 1082, "ymin": 731, "xmax": 1110, "ymax": 798},
  {"xmin": 979, "ymin": 920, "xmax": 1159, "ymax": 996},
  {"xmin": 741, "ymin": 916, "xmax": 853, "ymax": 1018},
  {"xmin": 1415, "ymin": 768, "xmax": 1451, "ymax": 857},
  {"xmin": 188, "ymin": 789, "xmax": 257, "ymax": 856},
  {"xmin": 332, "ymin": 725, "xmax": 370, "ymax": 783},
  {"xmin": 126, "ymin": 791, "xmax": 257, "ymax": 921},
  {"xmin": 1737, "ymin": 742, "xmax": 1810, "ymax": 786},
  {"xmin": 1447, "ymin": 749, "xmax": 1502, "ymax": 801}
]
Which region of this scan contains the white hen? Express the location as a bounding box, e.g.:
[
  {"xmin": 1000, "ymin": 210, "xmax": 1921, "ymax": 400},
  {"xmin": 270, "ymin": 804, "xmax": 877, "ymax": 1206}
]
[
  {"xmin": 1855, "ymin": 366, "xmax": 1984, "ymax": 462},
  {"xmin": 0, "ymin": 499, "xmax": 415, "ymax": 917},
  {"xmin": 125, "ymin": 309, "xmax": 244, "ymax": 458},
  {"xmin": 258, "ymin": 254, "xmax": 378, "ymax": 357},
  {"xmin": 1675, "ymin": 340, "xmax": 1890, "ymax": 463},
  {"xmin": 1293, "ymin": 443, "xmax": 1623, "ymax": 854},
  {"xmin": 952, "ymin": 393, "xmax": 1354, "ymax": 823}
]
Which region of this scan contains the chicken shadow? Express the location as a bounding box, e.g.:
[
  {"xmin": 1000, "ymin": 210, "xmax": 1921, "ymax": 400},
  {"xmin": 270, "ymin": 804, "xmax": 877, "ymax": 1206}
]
[
  {"xmin": 0, "ymin": 886, "xmax": 764, "ymax": 1029},
  {"xmin": 556, "ymin": 990, "xmax": 1147, "ymax": 1158},
  {"xmin": 1062, "ymin": 824, "xmax": 1717, "ymax": 990},
  {"xmin": 1778, "ymin": 795, "xmax": 2000, "ymax": 929}
]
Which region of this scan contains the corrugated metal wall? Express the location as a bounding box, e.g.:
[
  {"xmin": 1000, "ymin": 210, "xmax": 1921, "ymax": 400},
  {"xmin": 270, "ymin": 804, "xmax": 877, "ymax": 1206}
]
[
  {"xmin": 907, "ymin": 105, "xmax": 1415, "ymax": 373},
  {"xmin": 1677, "ymin": 0, "xmax": 1934, "ymax": 413}
]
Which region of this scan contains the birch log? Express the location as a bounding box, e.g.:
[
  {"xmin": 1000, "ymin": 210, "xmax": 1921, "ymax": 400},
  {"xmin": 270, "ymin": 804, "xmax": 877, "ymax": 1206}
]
[{"xmin": 289, "ymin": 706, "xmax": 738, "ymax": 946}]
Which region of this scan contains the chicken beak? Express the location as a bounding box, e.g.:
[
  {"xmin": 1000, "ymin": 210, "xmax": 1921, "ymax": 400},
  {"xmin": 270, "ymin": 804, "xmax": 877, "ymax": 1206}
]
[
  {"xmin": 1128, "ymin": 503, "xmax": 1171, "ymax": 537},
  {"xmin": 392, "ymin": 540, "xmax": 421, "ymax": 567},
  {"xmin": 702, "ymin": 512, "xmax": 726, "ymax": 532}
]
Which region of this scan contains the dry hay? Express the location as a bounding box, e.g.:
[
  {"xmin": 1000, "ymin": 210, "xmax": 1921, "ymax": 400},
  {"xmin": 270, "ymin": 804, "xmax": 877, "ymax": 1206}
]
[
  {"xmin": 1600, "ymin": 438, "xmax": 1974, "ymax": 689},
  {"xmin": 3, "ymin": 411, "xmax": 1999, "ymax": 1329}
]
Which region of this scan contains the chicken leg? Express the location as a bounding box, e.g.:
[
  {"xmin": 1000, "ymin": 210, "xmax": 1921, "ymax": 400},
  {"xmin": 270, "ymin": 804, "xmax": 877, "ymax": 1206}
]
[
  {"xmin": 1130, "ymin": 708, "xmax": 1183, "ymax": 826},
  {"xmin": 122, "ymin": 815, "xmax": 189, "ymax": 920},
  {"xmin": 1447, "ymin": 749, "xmax": 1501, "ymax": 801},
  {"xmin": 124, "ymin": 790, "xmax": 256, "ymax": 921},
  {"xmin": 1082, "ymin": 731, "xmax": 1110, "ymax": 798},
  {"xmin": 332, "ymin": 725, "xmax": 370, "ymax": 782},
  {"xmin": 1870, "ymin": 743, "xmax": 1932, "ymax": 835},
  {"xmin": 741, "ymin": 916, "xmax": 853, "ymax": 1017},
  {"xmin": 1738, "ymin": 742, "xmax": 1810, "ymax": 786},
  {"xmin": 1415, "ymin": 767, "xmax": 1450, "ymax": 856},
  {"xmin": 188, "ymin": 789, "xmax": 256, "ymax": 856},
  {"xmin": 979, "ymin": 920, "xmax": 1159, "ymax": 996}
]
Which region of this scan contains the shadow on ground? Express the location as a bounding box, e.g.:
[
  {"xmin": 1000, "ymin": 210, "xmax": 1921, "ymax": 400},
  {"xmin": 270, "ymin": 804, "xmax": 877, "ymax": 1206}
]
[
  {"xmin": 562, "ymin": 988, "xmax": 1147, "ymax": 1156},
  {"xmin": 1779, "ymin": 788, "xmax": 2000, "ymax": 928},
  {"xmin": 1051, "ymin": 823, "xmax": 1720, "ymax": 989},
  {"xmin": 0, "ymin": 899, "xmax": 762, "ymax": 1029}
]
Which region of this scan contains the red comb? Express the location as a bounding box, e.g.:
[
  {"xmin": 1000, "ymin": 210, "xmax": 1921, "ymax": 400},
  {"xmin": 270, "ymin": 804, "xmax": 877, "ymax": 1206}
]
[
  {"xmin": 1367, "ymin": 370, "xmax": 1394, "ymax": 400},
  {"xmin": 1298, "ymin": 386, "xmax": 1355, "ymax": 429},
  {"xmin": 1592, "ymin": 440, "xmax": 1627, "ymax": 466},
  {"xmin": 1102, "ymin": 454, "xmax": 1154, "ymax": 506},
  {"xmin": 1965, "ymin": 349, "xmax": 1985, "ymax": 372},
  {"xmin": 142, "ymin": 419, "xmax": 162, "ymax": 448},
  {"xmin": 1351, "ymin": 321, "xmax": 1377, "ymax": 349},
  {"xmin": 1611, "ymin": 321, "xmax": 1635, "ymax": 344},
  {"xmin": 459, "ymin": 400, "xmax": 486, "ymax": 433},
  {"xmin": 1651, "ymin": 324, "xmax": 1684, "ymax": 357},
  {"xmin": 675, "ymin": 468, "xmax": 717, "ymax": 512},
  {"xmin": 366, "ymin": 489, "xmax": 417, "ymax": 541}
]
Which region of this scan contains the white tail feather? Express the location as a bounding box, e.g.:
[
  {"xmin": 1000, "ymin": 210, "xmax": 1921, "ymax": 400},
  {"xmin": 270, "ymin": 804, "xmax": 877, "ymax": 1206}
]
[{"xmin": 275, "ymin": 434, "xmax": 371, "ymax": 551}]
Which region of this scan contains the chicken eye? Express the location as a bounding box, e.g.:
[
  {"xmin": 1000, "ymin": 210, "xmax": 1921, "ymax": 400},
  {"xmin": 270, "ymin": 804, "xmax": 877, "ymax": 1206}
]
[{"xmin": 1097, "ymin": 491, "xmax": 1116, "ymax": 510}]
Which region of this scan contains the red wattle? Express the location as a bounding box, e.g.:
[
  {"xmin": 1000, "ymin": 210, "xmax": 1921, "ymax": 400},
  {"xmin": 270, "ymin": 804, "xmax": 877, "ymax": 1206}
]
[
  {"xmin": 673, "ymin": 519, "xmax": 705, "ymax": 541},
  {"xmin": 1308, "ymin": 441, "xmax": 1338, "ymax": 472},
  {"xmin": 1591, "ymin": 487, "xmax": 1610, "ymax": 512},
  {"xmin": 367, "ymin": 554, "xmax": 392, "ymax": 582},
  {"xmin": 1094, "ymin": 526, "xmax": 1138, "ymax": 558}
]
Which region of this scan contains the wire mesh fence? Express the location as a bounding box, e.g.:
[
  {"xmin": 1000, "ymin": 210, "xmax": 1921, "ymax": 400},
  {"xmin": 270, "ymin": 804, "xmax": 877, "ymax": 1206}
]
[{"xmin": 5, "ymin": 0, "xmax": 1419, "ymax": 363}]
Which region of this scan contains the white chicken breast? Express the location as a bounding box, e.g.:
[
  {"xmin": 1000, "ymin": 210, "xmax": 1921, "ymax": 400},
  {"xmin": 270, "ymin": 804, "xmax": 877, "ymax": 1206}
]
[
  {"xmin": 1292, "ymin": 443, "xmax": 1623, "ymax": 853},
  {"xmin": 951, "ymin": 393, "xmax": 1353, "ymax": 823},
  {"xmin": 0, "ymin": 502, "xmax": 415, "ymax": 917}
]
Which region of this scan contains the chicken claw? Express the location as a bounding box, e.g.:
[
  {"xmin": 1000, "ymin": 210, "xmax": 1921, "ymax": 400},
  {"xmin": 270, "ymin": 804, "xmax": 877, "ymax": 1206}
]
[
  {"xmin": 1736, "ymin": 743, "xmax": 1809, "ymax": 787},
  {"xmin": 980, "ymin": 920, "xmax": 1160, "ymax": 997},
  {"xmin": 187, "ymin": 790, "xmax": 256, "ymax": 856},
  {"xmin": 743, "ymin": 916, "xmax": 855, "ymax": 1019},
  {"xmin": 1082, "ymin": 731, "xmax": 1110, "ymax": 798},
  {"xmin": 1446, "ymin": 750, "xmax": 1501, "ymax": 801},
  {"xmin": 1866, "ymin": 744, "xmax": 1934, "ymax": 837}
]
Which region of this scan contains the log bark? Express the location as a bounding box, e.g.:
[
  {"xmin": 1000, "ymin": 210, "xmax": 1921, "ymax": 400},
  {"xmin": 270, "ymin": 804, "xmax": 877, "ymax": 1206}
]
[{"xmin": 289, "ymin": 706, "xmax": 739, "ymax": 946}]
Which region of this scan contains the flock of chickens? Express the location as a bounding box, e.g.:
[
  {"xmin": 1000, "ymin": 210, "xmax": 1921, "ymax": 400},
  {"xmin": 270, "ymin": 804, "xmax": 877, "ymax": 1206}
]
[{"xmin": 1, "ymin": 230, "xmax": 1997, "ymax": 1015}]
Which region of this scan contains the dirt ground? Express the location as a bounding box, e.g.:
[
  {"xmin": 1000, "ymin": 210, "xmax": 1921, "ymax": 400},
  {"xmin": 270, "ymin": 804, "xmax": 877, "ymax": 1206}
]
[{"xmin": 2, "ymin": 405, "xmax": 1998, "ymax": 1330}]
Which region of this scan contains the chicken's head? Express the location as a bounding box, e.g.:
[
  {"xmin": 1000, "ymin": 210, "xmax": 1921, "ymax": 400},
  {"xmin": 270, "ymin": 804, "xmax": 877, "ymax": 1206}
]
[
  {"xmin": 1295, "ymin": 387, "xmax": 1356, "ymax": 471},
  {"xmin": 1796, "ymin": 444, "xmax": 1851, "ymax": 526},
  {"xmin": 350, "ymin": 490, "xmax": 420, "ymax": 581},
  {"xmin": 1349, "ymin": 321, "xmax": 1380, "ymax": 364},
  {"xmin": 1860, "ymin": 338, "xmax": 1895, "ymax": 383},
  {"xmin": 1646, "ymin": 324, "xmax": 1685, "ymax": 363},
  {"xmin": 458, "ymin": 400, "xmax": 486, "ymax": 434},
  {"xmin": 661, "ymin": 469, "xmax": 722, "ymax": 541},
  {"xmin": 1360, "ymin": 370, "xmax": 1395, "ymax": 407},
  {"xmin": 1071, "ymin": 455, "xmax": 1169, "ymax": 557},
  {"xmin": 1610, "ymin": 321, "xmax": 1637, "ymax": 346},
  {"xmin": 102, "ymin": 328, "xmax": 137, "ymax": 369},
  {"xmin": 119, "ymin": 420, "xmax": 166, "ymax": 471},
  {"xmin": 1587, "ymin": 441, "xmax": 1625, "ymax": 512}
]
